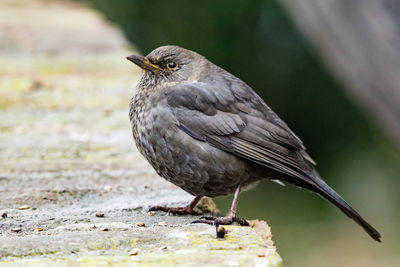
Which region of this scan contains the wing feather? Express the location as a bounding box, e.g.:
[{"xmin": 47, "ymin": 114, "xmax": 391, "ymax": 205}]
[{"xmin": 165, "ymin": 81, "xmax": 316, "ymax": 181}]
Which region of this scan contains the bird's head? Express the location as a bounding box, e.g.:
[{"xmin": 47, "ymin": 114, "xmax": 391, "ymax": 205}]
[{"xmin": 127, "ymin": 45, "xmax": 205, "ymax": 86}]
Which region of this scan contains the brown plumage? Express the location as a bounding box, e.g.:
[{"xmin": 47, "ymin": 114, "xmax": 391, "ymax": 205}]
[{"xmin": 127, "ymin": 45, "xmax": 381, "ymax": 242}]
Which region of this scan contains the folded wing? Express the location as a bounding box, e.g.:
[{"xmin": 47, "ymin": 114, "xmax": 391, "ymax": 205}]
[{"xmin": 166, "ymin": 81, "xmax": 315, "ymax": 182}]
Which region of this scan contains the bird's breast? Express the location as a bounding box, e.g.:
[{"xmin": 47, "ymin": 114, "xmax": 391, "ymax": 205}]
[
  {"xmin": 129, "ymin": 90, "xmax": 254, "ymax": 197},
  {"xmin": 131, "ymin": 91, "xmax": 173, "ymax": 156}
]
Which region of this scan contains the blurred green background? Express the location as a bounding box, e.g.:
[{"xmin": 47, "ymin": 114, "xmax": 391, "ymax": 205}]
[{"xmin": 83, "ymin": 0, "xmax": 400, "ymax": 265}]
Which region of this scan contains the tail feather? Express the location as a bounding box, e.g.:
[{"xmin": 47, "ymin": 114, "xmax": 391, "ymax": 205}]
[{"xmin": 308, "ymin": 171, "xmax": 381, "ymax": 242}]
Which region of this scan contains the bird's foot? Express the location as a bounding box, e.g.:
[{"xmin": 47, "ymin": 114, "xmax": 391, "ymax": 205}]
[
  {"xmin": 149, "ymin": 205, "xmax": 201, "ymax": 215},
  {"xmin": 192, "ymin": 215, "xmax": 249, "ymax": 226}
]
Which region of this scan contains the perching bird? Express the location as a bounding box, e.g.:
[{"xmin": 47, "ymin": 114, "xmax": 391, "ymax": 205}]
[{"xmin": 127, "ymin": 45, "xmax": 381, "ymax": 242}]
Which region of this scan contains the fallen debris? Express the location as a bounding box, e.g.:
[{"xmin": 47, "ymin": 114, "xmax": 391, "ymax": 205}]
[
  {"xmin": 129, "ymin": 248, "xmax": 140, "ymax": 256},
  {"xmin": 158, "ymin": 221, "xmax": 167, "ymax": 227},
  {"xmin": 216, "ymin": 224, "xmax": 227, "ymax": 239},
  {"xmin": 95, "ymin": 212, "xmax": 105, "ymax": 218},
  {"xmin": 11, "ymin": 227, "xmax": 22, "ymax": 233}
]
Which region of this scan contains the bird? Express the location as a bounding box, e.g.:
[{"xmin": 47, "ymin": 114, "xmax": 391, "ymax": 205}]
[{"xmin": 126, "ymin": 45, "xmax": 381, "ymax": 242}]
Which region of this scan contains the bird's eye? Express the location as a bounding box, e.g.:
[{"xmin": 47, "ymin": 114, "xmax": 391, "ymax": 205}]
[{"xmin": 167, "ymin": 61, "xmax": 177, "ymax": 70}]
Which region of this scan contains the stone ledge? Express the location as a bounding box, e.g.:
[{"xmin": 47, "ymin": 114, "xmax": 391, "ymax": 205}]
[
  {"xmin": 1, "ymin": 222, "xmax": 281, "ymax": 267},
  {"xmin": 0, "ymin": 0, "xmax": 281, "ymax": 266}
]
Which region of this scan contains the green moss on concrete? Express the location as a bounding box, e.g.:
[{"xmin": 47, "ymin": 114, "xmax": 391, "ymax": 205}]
[
  {"xmin": 1, "ymin": 225, "xmax": 281, "ymax": 266},
  {"xmin": 1, "ymin": 252, "xmax": 282, "ymax": 267}
]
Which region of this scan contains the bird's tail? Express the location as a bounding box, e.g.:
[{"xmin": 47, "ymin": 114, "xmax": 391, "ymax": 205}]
[{"xmin": 308, "ymin": 170, "xmax": 381, "ymax": 242}]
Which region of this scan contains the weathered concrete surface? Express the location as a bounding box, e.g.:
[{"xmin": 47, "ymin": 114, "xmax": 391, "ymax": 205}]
[{"xmin": 0, "ymin": 0, "xmax": 281, "ymax": 266}]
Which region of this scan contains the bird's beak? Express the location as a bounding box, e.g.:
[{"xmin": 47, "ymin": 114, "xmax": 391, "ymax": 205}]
[{"xmin": 126, "ymin": 55, "xmax": 159, "ymax": 72}]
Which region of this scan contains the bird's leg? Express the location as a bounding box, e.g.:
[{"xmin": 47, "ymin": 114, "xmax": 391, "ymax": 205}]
[
  {"xmin": 149, "ymin": 196, "xmax": 203, "ymax": 215},
  {"xmin": 193, "ymin": 185, "xmax": 249, "ymax": 226}
]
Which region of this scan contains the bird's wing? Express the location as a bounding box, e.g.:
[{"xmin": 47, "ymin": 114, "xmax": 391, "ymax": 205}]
[
  {"xmin": 166, "ymin": 81, "xmax": 316, "ymax": 181},
  {"xmin": 166, "ymin": 81, "xmax": 383, "ymax": 242}
]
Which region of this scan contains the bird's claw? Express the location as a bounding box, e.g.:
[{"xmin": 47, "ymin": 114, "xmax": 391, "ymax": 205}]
[
  {"xmin": 148, "ymin": 205, "xmax": 201, "ymax": 215},
  {"xmin": 192, "ymin": 215, "xmax": 249, "ymax": 226}
]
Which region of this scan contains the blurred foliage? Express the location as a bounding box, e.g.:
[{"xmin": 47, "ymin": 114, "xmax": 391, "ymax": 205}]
[
  {"xmin": 82, "ymin": 0, "xmax": 377, "ymax": 164},
  {"xmin": 80, "ymin": 0, "xmax": 400, "ymax": 265}
]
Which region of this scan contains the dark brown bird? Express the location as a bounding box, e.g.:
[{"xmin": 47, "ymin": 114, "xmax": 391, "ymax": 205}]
[{"xmin": 127, "ymin": 45, "xmax": 381, "ymax": 242}]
